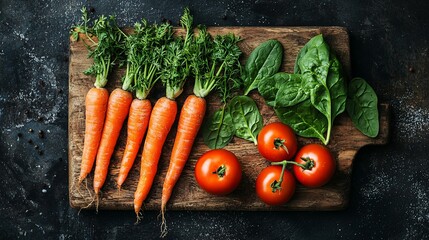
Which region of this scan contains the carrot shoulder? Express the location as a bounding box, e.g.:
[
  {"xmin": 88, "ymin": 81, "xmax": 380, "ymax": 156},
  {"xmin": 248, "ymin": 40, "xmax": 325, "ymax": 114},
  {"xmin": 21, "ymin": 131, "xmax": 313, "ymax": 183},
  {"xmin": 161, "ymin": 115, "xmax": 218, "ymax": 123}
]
[
  {"xmin": 161, "ymin": 95, "xmax": 206, "ymax": 209},
  {"xmin": 134, "ymin": 97, "xmax": 177, "ymax": 214},
  {"xmin": 93, "ymin": 88, "xmax": 133, "ymax": 194},
  {"xmin": 117, "ymin": 99, "xmax": 152, "ymax": 188},
  {"xmin": 79, "ymin": 87, "xmax": 109, "ymax": 183}
]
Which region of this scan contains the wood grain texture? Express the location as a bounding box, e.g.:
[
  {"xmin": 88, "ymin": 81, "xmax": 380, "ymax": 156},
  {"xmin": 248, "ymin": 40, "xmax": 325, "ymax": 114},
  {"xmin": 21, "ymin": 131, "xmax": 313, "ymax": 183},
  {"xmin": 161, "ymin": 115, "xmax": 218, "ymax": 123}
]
[{"xmin": 68, "ymin": 26, "xmax": 389, "ymax": 211}]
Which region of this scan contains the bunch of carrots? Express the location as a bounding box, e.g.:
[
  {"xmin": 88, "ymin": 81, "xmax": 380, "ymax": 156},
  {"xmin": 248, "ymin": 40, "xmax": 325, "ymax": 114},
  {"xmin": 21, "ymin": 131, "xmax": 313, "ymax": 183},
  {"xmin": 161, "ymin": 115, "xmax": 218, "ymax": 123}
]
[{"xmin": 72, "ymin": 6, "xmax": 241, "ymax": 234}]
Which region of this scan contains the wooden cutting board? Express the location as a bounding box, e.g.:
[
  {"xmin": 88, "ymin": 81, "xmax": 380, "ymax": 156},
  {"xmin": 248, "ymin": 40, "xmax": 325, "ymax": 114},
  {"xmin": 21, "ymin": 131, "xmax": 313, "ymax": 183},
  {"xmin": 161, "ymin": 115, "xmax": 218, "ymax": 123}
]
[{"xmin": 68, "ymin": 26, "xmax": 389, "ymax": 211}]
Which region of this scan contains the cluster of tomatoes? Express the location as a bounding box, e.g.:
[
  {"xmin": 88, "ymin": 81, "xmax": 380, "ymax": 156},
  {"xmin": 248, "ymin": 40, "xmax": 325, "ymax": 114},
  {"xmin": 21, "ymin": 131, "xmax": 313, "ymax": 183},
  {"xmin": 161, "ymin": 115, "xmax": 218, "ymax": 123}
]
[{"xmin": 194, "ymin": 122, "xmax": 336, "ymax": 206}]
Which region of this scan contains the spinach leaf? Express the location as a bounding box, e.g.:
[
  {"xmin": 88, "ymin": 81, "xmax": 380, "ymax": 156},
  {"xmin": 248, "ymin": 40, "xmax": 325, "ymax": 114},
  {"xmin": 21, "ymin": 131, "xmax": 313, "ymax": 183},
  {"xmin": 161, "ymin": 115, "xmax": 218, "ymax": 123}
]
[
  {"xmin": 202, "ymin": 105, "xmax": 235, "ymax": 149},
  {"xmin": 276, "ymin": 74, "xmax": 308, "ymax": 107},
  {"xmin": 309, "ymin": 54, "xmax": 347, "ymax": 143},
  {"xmin": 293, "ymin": 34, "xmax": 346, "ymax": 144},
  {"xmin": 346, "ymin": 77, "xmax": 379, "ymax": 137},
  {"xmin": 243, "ymin": 40, "xmax": 283, "ymax": 95},
  {"xmin": 229, "ymin": 95, "xmax": 263, "ymax": 144},
  {"xmin": 327, "ymin": 55, "xmax": 347, "ymax": 119},
  {"xmin": 295, "ymin": 34, "xmax": 330, "ymax": 79},
  {"xmin": 296, "ymin": 35, "xmax": 331, "ymax": 117},
  {"xmin": 294, "ymin": 34, "xmax": 326, "ymax": 74},
  {"xmin": 259, "ymin": 73, "xmax": 308, "ymax": 108},
  {"xmin": 257, "ymin": 74, "xmax": 278, "ymax": 107},
  {"xmin": 275, "ymin": 100, "xmax": 327, "ymax": 142}
]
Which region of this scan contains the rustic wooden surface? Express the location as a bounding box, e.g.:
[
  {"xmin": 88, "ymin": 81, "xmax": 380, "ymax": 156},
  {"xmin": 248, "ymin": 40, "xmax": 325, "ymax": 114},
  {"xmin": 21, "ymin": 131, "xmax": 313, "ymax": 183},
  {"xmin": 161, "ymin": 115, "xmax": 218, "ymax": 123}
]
[{"xmin": 68, "ymin": 26, "xmax": 389, "ymax": 211}]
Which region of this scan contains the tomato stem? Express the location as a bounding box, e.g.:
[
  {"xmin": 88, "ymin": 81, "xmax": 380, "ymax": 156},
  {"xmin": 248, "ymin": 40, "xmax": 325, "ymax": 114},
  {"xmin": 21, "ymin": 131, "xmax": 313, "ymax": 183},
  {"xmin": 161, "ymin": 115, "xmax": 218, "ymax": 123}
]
[
  {"xmin": 270, "ymin": 162, "xmax": 287, "ymax": 193},
  {"xmin": 273, "ymin": 138, "xmax": 289, "ymax": 154},
  {"xmin": 299, "ymin": 157, "xmax": 315, "ymax": 170},
  {"xmin": 271, "ymin": 157, "xmax": 315, "ymax": 171},
  {"xmin": 212, "ymin": 165, "xmax": 226, "ymax": 178}
]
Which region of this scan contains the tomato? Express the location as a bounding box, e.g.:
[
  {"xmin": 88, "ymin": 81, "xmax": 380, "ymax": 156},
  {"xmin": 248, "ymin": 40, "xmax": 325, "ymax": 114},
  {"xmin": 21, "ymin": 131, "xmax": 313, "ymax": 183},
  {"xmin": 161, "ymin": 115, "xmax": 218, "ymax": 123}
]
[
  {"xmin": 255, "ymin": 166, "xmax": 296, "ymax": 205},
  {"xmin": 194, "ymin": 149, "xmax": 242, "ymax": 195},
  {"xmin": 257, "ymin": 122, "xmax": 298, "ymax": 162},
  {"xmin": 292, "ymin": 144, "xmax": 336, "ymax": 188}
]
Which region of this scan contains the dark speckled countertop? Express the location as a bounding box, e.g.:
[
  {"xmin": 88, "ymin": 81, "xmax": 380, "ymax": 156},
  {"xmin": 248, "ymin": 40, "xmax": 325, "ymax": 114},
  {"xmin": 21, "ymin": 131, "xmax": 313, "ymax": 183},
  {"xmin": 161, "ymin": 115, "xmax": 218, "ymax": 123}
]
[{"xmin": 1, "ymin": 0, "xmax": 428, "ymax": 239}]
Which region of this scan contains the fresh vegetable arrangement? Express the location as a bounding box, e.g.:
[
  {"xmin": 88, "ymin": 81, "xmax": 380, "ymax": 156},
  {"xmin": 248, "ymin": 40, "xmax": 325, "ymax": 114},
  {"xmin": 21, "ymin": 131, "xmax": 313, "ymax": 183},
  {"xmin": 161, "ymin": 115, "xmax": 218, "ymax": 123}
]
[
  {"xmin": 70, "ymin": 6, "xmax": 383, "ymax": 238},
  {"xmin": 196, "ymin": 35, "xmax": 379, "ymax": 207}
]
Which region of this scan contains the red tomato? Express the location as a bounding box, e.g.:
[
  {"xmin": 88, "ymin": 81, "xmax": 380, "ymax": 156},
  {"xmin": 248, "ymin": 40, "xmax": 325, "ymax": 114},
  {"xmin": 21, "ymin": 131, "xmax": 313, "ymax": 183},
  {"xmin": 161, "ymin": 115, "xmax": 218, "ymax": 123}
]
[
  {"xmin": 257, "ymin": 122, "xmax": 298, "ymax": 162},
  {"xmin": 292, "ymin": 144, "xmax": 336, "ymax": 188},
  {"xmin": 255, "ymin": 166, "xmax": 296, "ymax": 205},
  {"xmin": 194, "ymin": 149, "xmax": 242, "ymax": 195}
]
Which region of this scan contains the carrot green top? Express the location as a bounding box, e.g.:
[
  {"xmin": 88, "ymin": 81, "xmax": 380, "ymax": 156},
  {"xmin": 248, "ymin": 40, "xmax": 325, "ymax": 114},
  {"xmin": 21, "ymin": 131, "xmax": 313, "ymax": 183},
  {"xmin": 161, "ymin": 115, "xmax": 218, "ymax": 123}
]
[
  {"xmin": 71, "ymin": 7, "xmax": 126, "ymax": 88},
  {"xmin": 190, "ymin": 28, "xmax": 242, "ymax": 102},
  {"xmin": 122, "ymin": 20, "xmax": 173, "ymax": 99},
  {"xmin": 160, "ymin": 8, "xmax": 194, "ymax": 100}
]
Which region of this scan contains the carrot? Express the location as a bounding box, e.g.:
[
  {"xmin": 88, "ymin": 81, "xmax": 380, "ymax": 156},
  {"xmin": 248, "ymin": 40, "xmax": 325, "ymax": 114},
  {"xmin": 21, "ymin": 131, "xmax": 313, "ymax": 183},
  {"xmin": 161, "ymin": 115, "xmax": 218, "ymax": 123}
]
[
  {"xmin": 134, "ymin": 7, "xmax": 193, "ymax": 223},
  {"xmin": 115, "ymin": 18, "xmax": 173, "ymax": 189},
  {"xmin": 133, "ymin": 97, "xmax": 177, "ymax": 214},
  {"xmin": 116, "ymin": 99, "xmax": 151, "ymax": 188},
  {"xmin": 93, "ymin": 88, "xmax": 132, "ymax": 195},
  {"xmin": 78, "ymin": 87, "xmax": 109, "ymax": 183},
  {"xmin": 159, "ymin": 27, "xmax": 242, "ymax": 237},
  {"xmin": 73, "ymin": 8, "xmax": 125, "ymax": 188},
  {"xmin": 161, "ymin": 95, "xmax": 206, "ymax": 208}
]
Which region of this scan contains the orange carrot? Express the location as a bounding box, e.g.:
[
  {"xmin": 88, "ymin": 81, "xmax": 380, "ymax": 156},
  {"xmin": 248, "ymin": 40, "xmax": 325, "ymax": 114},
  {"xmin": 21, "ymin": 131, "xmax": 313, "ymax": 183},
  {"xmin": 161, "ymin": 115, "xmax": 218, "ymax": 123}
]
[
  {"xmin": 79, "ymin": 87, "xmax": 109, "ymax": 183},
  {"xmin": 93, "ymin": 88, "xmax": 133, "ymax": 195},
  {"xmin": 134, "ymin": 97, "xmax": 177, "ymax": 215},
  {"xmin": 161, "ymin": 95, "xmax": 206, "ymax": 209},
  {"xmin": 159, "ymin": 26, "xmax": 241, "ymax": 237},
  {"xmin": 133, "ymin": 7, "xmax": 193, "ymax": 222},
  {"xmin": 159, "ymin": 95, "xmax": 205, "ymax": 237},
  {"xmin": 116, "ymin": 18, "xmax": 173, "ymax": 188},
  {"xmin": 117, "ymin": 99, "xmax": 152, "ymax": 188},
  {"xmin": 74, "ymin": 7, "xmax": 125, "ymax": 187}
]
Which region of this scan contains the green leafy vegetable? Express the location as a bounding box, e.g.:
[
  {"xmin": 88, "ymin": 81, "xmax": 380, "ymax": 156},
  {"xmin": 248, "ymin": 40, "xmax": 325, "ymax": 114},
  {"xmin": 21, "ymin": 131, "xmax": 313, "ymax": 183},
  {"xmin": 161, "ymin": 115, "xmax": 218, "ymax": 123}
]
[
  {"xmin": 327, "ymin": 56, "xmax": 347, "ymax": 119},
  {"xmin": 202, "ymin": 105, "xmax": 234, "ymax": 149},
  {"xmin": 346, "ymin": 77, "xmax": 379, "ymax": 137},
  {"xmin": 294, "ymin": 34, "xmax": 329, "ymax": 76},
  {"xmin": 258, "ymin": 73, "xmax": 307, "ymax": 108},
  {"xmin": 293, "ymin": 34, "xmax": 346, "ymax": 144},
  {"xmin": 242, "ymin": 40, "xmax": 283, "ymax": 95},
  {"xmin": 229, "ymin": 96, "xmax": 263, "ymax": 144},
  {"xmin": 258, "ymin": 34, "xmax": 349, "ymax": 145},
  {"xmin": 275, "ymin": 100, "xmax": 328, "ymax": 140},
  {"xmin": 209, "ymin": 40, "xmax": 279, "ymax": 146}
]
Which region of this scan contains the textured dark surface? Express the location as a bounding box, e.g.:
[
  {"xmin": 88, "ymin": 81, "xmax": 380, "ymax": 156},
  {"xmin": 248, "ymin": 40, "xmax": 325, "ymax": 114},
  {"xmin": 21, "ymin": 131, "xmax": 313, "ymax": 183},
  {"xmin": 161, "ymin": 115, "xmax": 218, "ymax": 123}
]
[{"xmin": 0, "ymin": 0, "xmax": 428, "ymax": 239}]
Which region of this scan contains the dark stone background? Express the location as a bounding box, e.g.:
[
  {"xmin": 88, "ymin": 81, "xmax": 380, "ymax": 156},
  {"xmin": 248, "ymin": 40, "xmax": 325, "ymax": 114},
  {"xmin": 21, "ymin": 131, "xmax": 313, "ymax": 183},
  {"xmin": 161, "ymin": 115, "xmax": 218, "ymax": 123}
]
[{"xmin": 1, "ymin": 0, "xmax": 428, "ymax": 239}]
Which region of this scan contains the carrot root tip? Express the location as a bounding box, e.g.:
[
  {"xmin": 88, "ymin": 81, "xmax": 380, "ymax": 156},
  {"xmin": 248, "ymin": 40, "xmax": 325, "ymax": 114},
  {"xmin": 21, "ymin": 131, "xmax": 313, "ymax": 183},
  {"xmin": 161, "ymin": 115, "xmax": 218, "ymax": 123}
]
[
  {"xmin": 74, "ymin": 181, "xmax": 84, "ymax": 198},
  {"xmin": 84, "ymin": 179, "xmax": 93, "ymax": 199},
  {"xmin": 78, "ymin": 192, "xmax": 96, "ymax": 214},
  {"xmin": 116, "ymin": 185, "xmax": 121, "ymax": 197},
  {"xmin": 160, "ymin": 207, "xmax": 168, "ymax": 238},
  {"xmin": 134, "ymin": 211, "xmax": 142, "ymax": 225},
  {"xmin": 95, "ymin": 193, "xmax": 100, "ymax": 213}
]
